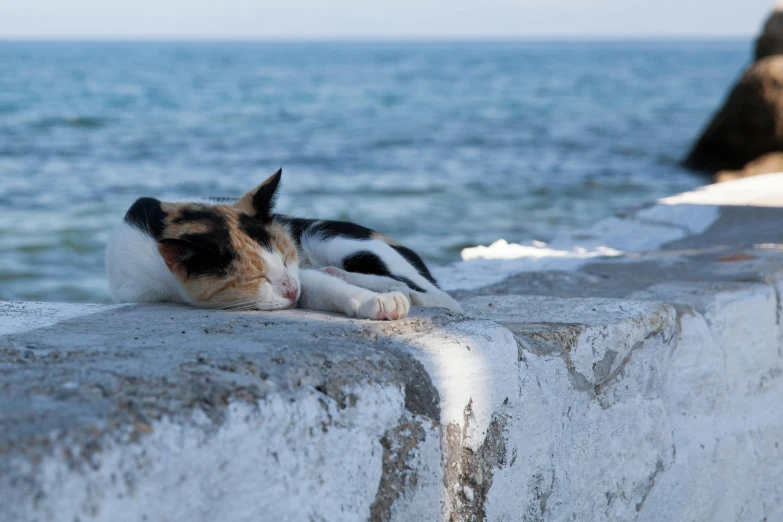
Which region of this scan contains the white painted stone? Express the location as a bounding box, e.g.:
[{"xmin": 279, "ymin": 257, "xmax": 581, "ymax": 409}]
[
  {"xmin": 436, "ymin": 242, "xmax": 622, "ymax": 291},
  {"xmin": 403, "ymin": 318, "xmax": 520, "ymax": 451},
  {"xmin": 387, "ymin": 421, "xmax": 443, "ymax": 522},
  {"xmin": 0, "ymin": 301, "xmax": 125, "ymax": 335},
  {"xmin": 486, "ymin": 329, "xmax": 675, "ymax": 521},
  {"xmin": 5, "ymin": 385, "xmax": 413, "ymax": 522},
  {"xmin": 463, "ymin": 295, "xmax": 676, "ymax": 387},
  {"xmin": 633, "ymin": 203, "xmax": 720, "ymax": 235},
  {"xmin": 660, "ymin": 172, "xmax": 783, "ymax": 207},
  {"xmin": 4, "ymin": 175, "xmax": 783, "ymax": 521},
  {"xmin": 560, "ymin": 215, "xmax": 688, "ymax": 252},
  {"xmin": 637, "ymin": 282, "xmax": 783, "ymax": 522}
]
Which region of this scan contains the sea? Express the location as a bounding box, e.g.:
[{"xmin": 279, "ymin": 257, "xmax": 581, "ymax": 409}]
[{"xmin": 0, "ymin": 40, "xmax": 751, "ymax": 303}]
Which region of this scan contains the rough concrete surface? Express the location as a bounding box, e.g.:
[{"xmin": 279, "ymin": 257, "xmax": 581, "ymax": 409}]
[{"xmin": 4, "ymin": 174, "xmax": 783, "ymax": 521}]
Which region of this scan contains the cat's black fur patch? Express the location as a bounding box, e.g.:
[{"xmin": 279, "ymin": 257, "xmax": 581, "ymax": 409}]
[
  {"xmin": 172, "ymin": 206, "xmax": 237, "ymax": 277},
  {"xmin": 252, "ymin": 169, "xmax": 282, "ymax": 216},
  {"xmin": 343, "ymin": 251, "xmax": 390, "ymax": 276},
  {"xmin": 312, "ymin": 219, "xmax": 375, "ymax": 241},
  {"xmin": 272, "ymin": 215, "xmax": 311, "ymax": 244},
  {"xmin": 173, "ymin": 207, "xmax": 225, "ymax": 226},
  {"xmin": 176, "ymin": 241, "xmax": 235, "ymax": 276},
  {"xmin": 238, "ymin": 213, "xmax": 272, "ymax": 249},
  {"xmin": 342, "ymin": 251, "xmax": 426, "ymax": 293},
  {"xmin": 391, "ymin": 245, "xmax": 439, "ymax": 287},
  {"xmin": 124, "ymin": 197, "xmax": 166, "ymax": 239},
  {"xmin": 390, "ymin": 275, "xmax": 426, "ymax": 293},
  {"xmin": 274, "ymin": 215, "xmax": 375, "ymax": 243}
]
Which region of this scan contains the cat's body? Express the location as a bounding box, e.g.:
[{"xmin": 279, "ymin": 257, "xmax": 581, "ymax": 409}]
[{"xmin": 107, "ymin": 170, "xmax": 460, "ymax": 320}]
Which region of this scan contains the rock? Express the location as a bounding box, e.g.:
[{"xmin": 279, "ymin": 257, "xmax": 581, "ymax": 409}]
[
  {"xmin": 685, "ymin": 5, "xmax": 783, "ymax": 177},
  {"xmin": 716, "ymin": 151, "xmax": 783, "ymax": 182},
  {"xmin": 685, "ymin": 56, "xmax": 783, "ymax": 173},
  {"xmin": 756, "ymin": 4, "xmax": 783, "ymax": 61}
]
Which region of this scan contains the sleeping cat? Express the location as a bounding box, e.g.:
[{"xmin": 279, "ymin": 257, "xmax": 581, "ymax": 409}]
[{"xmin": 106, "ymin": 169, "xmax": 461, "ymax": 320}]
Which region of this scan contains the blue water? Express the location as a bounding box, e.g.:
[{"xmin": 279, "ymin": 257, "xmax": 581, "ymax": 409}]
[{"xmin": 0, "ymin": 41, "xmax": 750, "ymax": 303}]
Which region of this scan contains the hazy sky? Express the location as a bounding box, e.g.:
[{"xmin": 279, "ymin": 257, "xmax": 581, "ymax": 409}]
[{"xmin": 0, "ymin": 0, "xmax": 777, "ymax": 39}]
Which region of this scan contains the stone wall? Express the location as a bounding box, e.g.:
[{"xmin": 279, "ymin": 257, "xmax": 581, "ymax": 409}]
[{"xmin": 3, "ymin": 174, "xmax": 783, "ymax": 521}]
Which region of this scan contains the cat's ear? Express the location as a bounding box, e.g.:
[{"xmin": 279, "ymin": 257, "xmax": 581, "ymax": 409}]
[
  {"xmin": 233, "ymin": 168, "xmax": 282, "ymax": 218},
  {"xmin": 125, "ymin": 197, "xmax": 167, "ymax": 239},
  {"xmin": 157, "ymin": 238, "xmax": 197, "ymax": 282}
]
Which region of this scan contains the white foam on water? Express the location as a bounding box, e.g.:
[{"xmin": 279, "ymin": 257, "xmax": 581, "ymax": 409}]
[{"xmin": 433, "ymin": 239, "xmax": 623, "ymax": 291}]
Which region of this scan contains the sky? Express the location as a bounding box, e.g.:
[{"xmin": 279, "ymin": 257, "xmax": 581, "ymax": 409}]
[{"xmin": 0, "ymin": 0, "xmax": 777, "ymax": 40}]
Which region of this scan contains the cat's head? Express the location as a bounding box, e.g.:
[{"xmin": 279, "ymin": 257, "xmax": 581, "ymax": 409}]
[{"xmin": 129, "ymin": 169, "xmax": 300, "ymax": 310}]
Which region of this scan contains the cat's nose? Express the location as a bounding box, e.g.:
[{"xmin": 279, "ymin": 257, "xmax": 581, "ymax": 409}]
[{"xmin": 283, "ymin": 284, "xmax": 298, "ymax": 301}]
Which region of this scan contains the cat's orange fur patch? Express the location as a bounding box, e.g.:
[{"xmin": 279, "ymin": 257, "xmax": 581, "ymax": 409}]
[
  {"xmin": 268, "ymin": 222, "xmax": 298, "ymax": 260},
  {"xmin": 232, "ymin": 195, "xmax": 255, "ymax": 215},
  {"xmin": 371, "ymin": 231, "xmax": 400, "ymax": 245},
  {"xmin": 232, "ymin": 170, "xmax": 280, "ymax": 216},
  {"xmin": 230, "ymin": 219, "xmax": 269, "ymax": 281},
  {"xmin": 156, "ymin": 202, "xmax": 294, "ymax": 306}
]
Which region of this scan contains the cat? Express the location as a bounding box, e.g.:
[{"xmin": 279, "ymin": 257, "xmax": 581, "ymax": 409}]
[{"xmin": 106, "ymin": 169, "xmax": 461, "ymax": 320}]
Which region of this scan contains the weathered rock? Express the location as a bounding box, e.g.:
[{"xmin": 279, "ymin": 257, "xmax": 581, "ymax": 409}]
[
  {"xmin": 716, "ymin": 151, "xmax": 783, "ymax": 182},
  {"xmin": 685, "ymin": 56, "xmax": 783, "ymax": 173},
  {"xmin": 685, "ymin": 4, "xmax": 783, "ymax": 177},
  {"xmin": 756, "ymin": 5, "xmax": 783, "ymax": 61}
]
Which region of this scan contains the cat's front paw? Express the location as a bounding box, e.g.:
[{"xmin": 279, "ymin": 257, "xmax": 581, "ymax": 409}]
[{"xmin": 350, "ymin": 291, "xmax": 410, "ymax": 320}]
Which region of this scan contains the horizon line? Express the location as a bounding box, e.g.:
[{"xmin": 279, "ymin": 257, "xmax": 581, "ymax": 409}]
[{"xmin": 0, "ymin": 34, "xmax": 756, "ymax": 43}]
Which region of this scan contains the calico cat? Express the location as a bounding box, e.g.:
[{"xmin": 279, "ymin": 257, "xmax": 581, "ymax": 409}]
[{"xmin": 106, "ymin": 169, "xmax": 461, "ymax": 320}]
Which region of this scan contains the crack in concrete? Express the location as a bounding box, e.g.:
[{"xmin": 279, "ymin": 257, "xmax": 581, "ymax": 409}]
[
  {"xmin": 444, "ymin": 399, "xmax": 509, "ymax": 522},
  {"xmin": 635, "ymin": 459, "xmax": 665, "ymax": 513}
]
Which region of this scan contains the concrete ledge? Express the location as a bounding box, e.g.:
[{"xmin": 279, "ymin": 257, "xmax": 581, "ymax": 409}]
[{"xmin": 4, "ymin": 174, "xmax": 783, "ymax": 521}]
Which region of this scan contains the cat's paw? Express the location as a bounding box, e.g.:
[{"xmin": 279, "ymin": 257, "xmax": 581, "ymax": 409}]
[
  {"xmin": 320, "ymin": 266, "xmax": 347, "ymax": 280},
  {"xmin": 351, "ymin": 291, "xmax": 410, "ymax": 320}
]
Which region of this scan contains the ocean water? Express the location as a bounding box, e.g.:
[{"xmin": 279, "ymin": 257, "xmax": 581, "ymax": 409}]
[{"xmin": 0, "ymin": 41, "xmax": 750, "ymax": 303}]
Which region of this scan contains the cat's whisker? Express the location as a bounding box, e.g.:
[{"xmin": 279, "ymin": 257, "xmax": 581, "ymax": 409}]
[
  {"xmin": 234, "ymin": 301, "xmax": 256, "ymax": 310},
  {"xmin": 215, "ymin": 299, "xmax": 258, "ymax": 311},
  {"xmin": 232, "ymin": 301, "xmax": 256, "ymax": 310}
]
